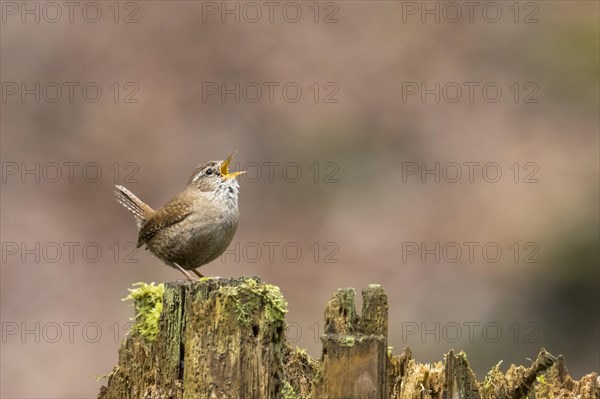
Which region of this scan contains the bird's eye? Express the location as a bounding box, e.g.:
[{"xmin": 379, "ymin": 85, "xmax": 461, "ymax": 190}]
[{"xmin": 205, "ymin": 169, "xmax": 213, "ymax": 176}]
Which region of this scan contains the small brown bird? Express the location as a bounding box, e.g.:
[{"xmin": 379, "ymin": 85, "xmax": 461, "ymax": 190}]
[{"xmin": 114, "ymin": 153, "xmax": 245, "ymax": 280}]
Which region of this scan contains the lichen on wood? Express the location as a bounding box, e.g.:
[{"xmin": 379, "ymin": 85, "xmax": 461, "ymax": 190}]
[
  {"xmin": 99, "ymin": 277, "xmax": 292, "ymax": 399},
  {"xmin": 182, "ymin": 277, "xmax": 288, "ymax": 398}
]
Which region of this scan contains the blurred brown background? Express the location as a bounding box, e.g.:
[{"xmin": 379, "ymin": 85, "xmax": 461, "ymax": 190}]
[{"xmin": 1, "ymin": 1, "xmax": 598, "ymax": 397}]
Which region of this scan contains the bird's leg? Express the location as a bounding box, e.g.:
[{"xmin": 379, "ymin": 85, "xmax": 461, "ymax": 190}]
[
  {"xmin": 173, "ymin": 262, "xmax": 196, "ymax": 281},
  {"xmin": 192, "ymin": 269, "xmax": 204, "ymax": 278}
]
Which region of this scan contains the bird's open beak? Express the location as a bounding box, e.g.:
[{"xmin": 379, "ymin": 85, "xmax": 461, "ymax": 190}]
[{"xmin": 220, "ymin": 152, "xmax": 246, "ymax": 180}]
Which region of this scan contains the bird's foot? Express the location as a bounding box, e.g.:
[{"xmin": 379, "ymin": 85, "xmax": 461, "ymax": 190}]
[{"xmin": 174, "ymin": 262, "xmax": 196, "ymax": 281}]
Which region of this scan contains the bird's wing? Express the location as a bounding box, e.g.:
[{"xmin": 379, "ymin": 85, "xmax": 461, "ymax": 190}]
[{"xmin": 137, "ymin": 200, "xmax": 192, "ymax": 248}]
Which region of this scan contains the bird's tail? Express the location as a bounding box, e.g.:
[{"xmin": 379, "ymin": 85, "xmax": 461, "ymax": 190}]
[{"xmin": 114, "ymin": 185, "xmax": 153, "ymax": 228}]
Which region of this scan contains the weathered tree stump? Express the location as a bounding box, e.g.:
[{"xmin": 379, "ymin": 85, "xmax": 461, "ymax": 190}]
[
  {"xmin": 313, "ymin": 285, "xmax": 388, "ymax": 399},
  {"xmin": 98, "ymin": 277, "xmax": 599, "ymax": 399}
]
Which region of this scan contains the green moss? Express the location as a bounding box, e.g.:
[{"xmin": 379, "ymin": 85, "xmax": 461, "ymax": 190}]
[
  {"xmin": 337, "ymin": 335, "xmax": 356, "ymax": 347},
  {"xmin": 295, "ymin": 347, "xmax": 307, "ymax": 357},
  {"xmin": 481, "ymin": 360, "xmax": 505, "ymax": 398},
  {"xmin": 219, "ymin": 278, "xmax": 288, "ymax": 325},
  {"xmin": 123, "ymin": 282, "xmax": 165, "ymax": 343},
  {"xmin": 95, "ymin": 371, "xmax": 112, "ymax": 382},
  {"xmin": 536, "ymin": 374, "xmax": 547, "ymax": 386},
  {"xmin": 281, "ymin": 380, "xmax": 299, "ymax": 399}
]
